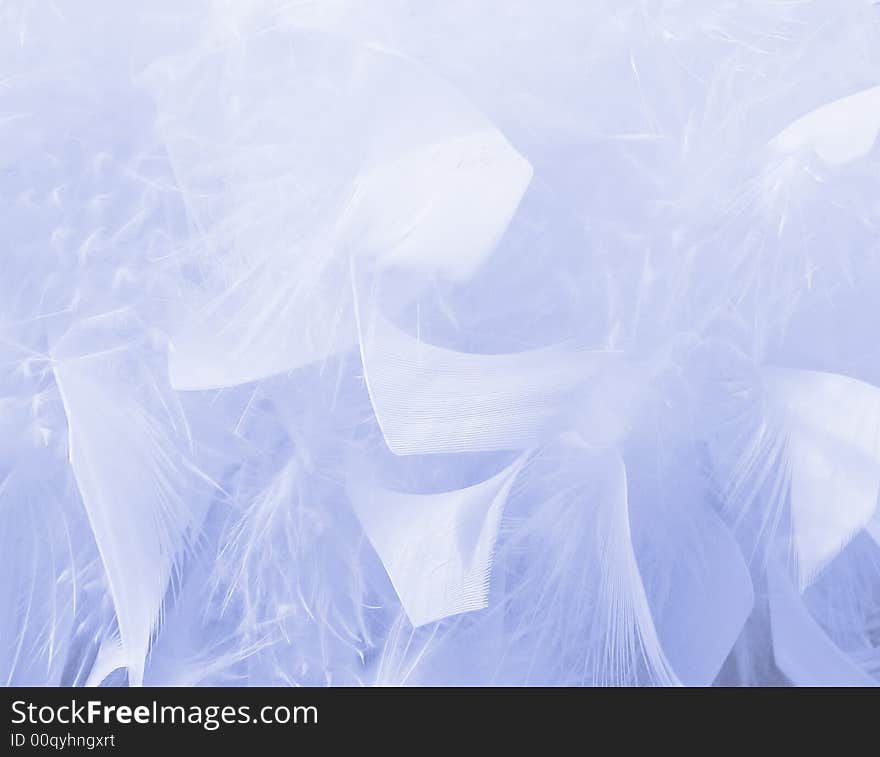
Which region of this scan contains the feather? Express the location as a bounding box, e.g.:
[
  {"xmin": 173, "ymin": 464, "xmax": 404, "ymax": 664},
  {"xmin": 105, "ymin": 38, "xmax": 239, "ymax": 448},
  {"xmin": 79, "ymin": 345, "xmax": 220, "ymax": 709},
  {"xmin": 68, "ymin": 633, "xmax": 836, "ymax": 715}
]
[
  {"xmin": 195, "ymin": 372, "xmax": 377, "ymax": 686},
  {"xmin": 144, "ymin": 27, "xmax": 530, "ymax": 390},
  {"xmin": 499, "ymin": 443, "xmax": 681, "ymax": 686},
  {"xmin": 634, "ymin": 498, "xmax": 755, "ymax": 686},
  {"xmin": 345, "ymin": 129, "xmax": 531, "ymax": 283},
  {"xmin": 589, "ymin": 449, "xmax": 679, "ymax": 686},
  {"xmin": 767, "ymin": 559, "xmax": 876, "ymax": 686},
  {"xmin": 763, "ymin": 368, "xmax": 880, "ymax": 587},
  {"xmin": 360, "ymin": 444, "xmax": 684, "ymax": 685},
  {"xmin": 51, "ymin": 313, "xmax": 213, "ymax": 685},
  {"xmin": 0, "ymin": 469, "xmax": 78, "ymax": 686},
  {"xmin": 770, "ymin": 85, "xmax": 880, "ymax": 166},
  {"xmin": 6, "ymin": 0, "xmax": 880, "ymax": 689},
  {"xmin": 348, "ymin": 454, "xmax": 528, "ymax": 627},
  {"xmin": 354, "ymin": 295, "xmax": 622, "ymax": 455}
]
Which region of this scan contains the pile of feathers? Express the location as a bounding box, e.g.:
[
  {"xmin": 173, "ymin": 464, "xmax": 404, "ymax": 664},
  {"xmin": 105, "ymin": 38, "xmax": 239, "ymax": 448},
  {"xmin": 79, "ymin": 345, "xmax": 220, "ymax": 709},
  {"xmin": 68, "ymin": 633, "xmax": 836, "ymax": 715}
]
[{"xmin": 3, "ymin": 0, "xmax": 880, "ymax": 686}]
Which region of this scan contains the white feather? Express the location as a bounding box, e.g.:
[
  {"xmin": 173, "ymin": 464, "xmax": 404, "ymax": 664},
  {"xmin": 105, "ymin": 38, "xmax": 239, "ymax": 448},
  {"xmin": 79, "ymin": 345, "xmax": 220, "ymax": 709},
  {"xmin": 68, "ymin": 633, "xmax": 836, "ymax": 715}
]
[
  {"xmin": 144, "ymin": 27, "xmax": 530, "ymax": 390},
  {"xmin": 770, "ymin": 85, "xmax": 880, "ymax": 166},
  {"xmin": 764, "ymin": 368, "xmax": 880, "ymax": 588},
  {"xmin": 353, "ymin": 296, "xmax": 620, "ymax": 455},
  {"xmin": 52, "ymin": 314, "xmax": 212, "ymax": 685},
  {"xmin": 767, "ymin": 559, "xmax": 876, "ymax": 686},
  {"xmin": 349, "ymin": 454, "xmax": 527, "ymax": 627}
]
